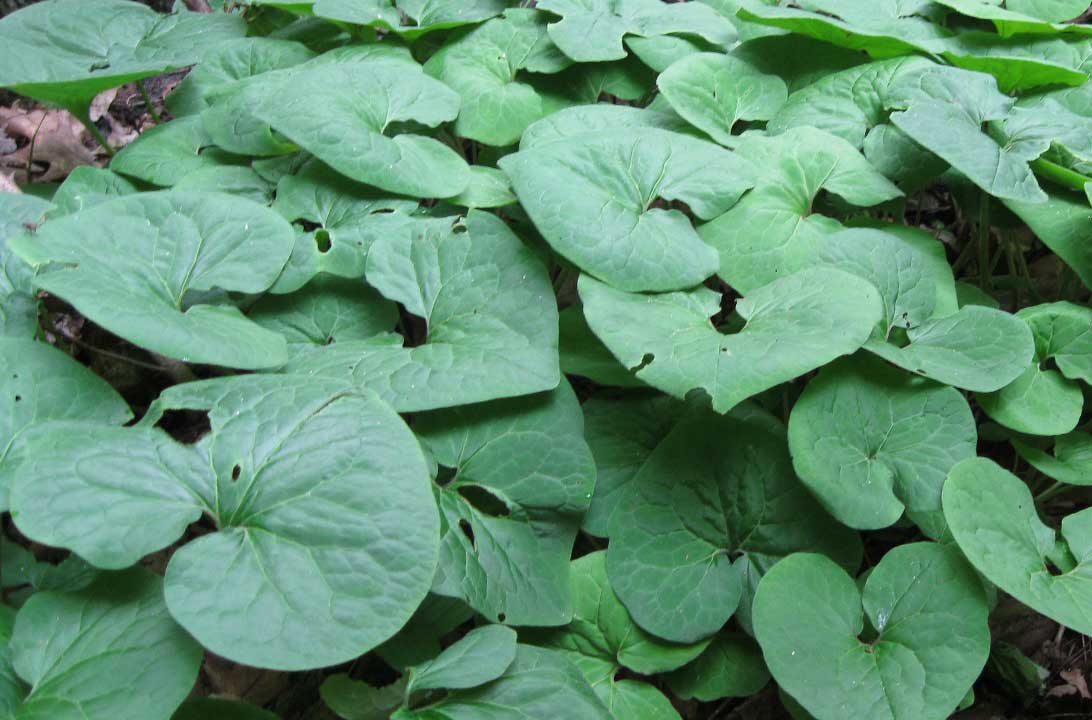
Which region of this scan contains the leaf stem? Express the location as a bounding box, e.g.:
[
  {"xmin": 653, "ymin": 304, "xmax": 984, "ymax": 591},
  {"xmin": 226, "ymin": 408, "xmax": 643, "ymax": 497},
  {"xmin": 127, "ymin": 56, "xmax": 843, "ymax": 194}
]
[
  {"xmin": 73, "ymin": 108, "xmax": 115, "ymax": 156},
  {"xmin": 1032, "ymin": 158, "xmax": 1092, "ymax": 195},
  {"xmin": 977, "ymin": 191, "xmax": 991, "ymax": 292},
  {"xmin": 1034, "ymin": 481, "xmax": 1072, "ymax": 505},
  {"xmin": 137, "ymin": 80, "xmax": 163, "ymax": 125}
]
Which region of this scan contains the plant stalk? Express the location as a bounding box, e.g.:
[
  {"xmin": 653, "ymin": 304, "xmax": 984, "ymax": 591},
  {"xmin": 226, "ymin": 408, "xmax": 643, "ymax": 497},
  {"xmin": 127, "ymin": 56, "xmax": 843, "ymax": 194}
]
[
  {"xmin": 977, "ymin": 191, "xmax": 991, "ymax": 292},
  {"xmin": 137, "ymin": 80, "xmax": 163, "ymax": 125}
]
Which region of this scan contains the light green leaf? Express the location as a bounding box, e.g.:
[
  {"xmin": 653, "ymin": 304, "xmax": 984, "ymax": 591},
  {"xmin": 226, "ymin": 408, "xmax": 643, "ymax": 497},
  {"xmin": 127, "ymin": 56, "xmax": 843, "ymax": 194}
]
[
  {"xmin": 936, "ymin": 0, "xmax": 1092, "ymax": 34},
  {"xmin": 173, "ymin": 165, "xmax": 275, "ymax": 206},
  {"xmin": 173, "ymin": 699, "xmax": 280, "ymax": 720},
  {"xmin": 322, "ymin": 675, "xmax": 406, "ymax": 720},
  {"xmin": 754, "ymin": 543, "xmax": 990, "ymax": 720},
  {"xmin": 417, "ymin": 381, "xmax": 593, "ymax": 626},
  {"xmin": 393, "ymin": 645, "xmax": 611, "ymax": 720},
  {"xmin": 736, "ymin": 0, "xmax": 949, "ymax": 58},
  {"xmin": 865, "ymin": 305, "xmax": 1035, "ymax": 392},
  {"xmin": 10, "ymin": 191, "xmax": 294, "ymax": 369},
  {"xmin": 527, "ymin": 551, "xmax": 706, "ymax": 715},
  {"xmin": 423, "ymin": 10, "xmax": 576, "ymax": 147},
  {"xmin": 607, "ymin": 404, "xmax": 861, "ymax": 643},
  {"xmin": 788, "ymin": 355, "xmax": 977, "ymax": 534},
  {"xmin": 249, "ymin": 276, "xmax": 398, "ymax": 349},
  {"xmin": 580, "ymin": 267, "xmax": 883, "ymax": 414},
  {"xmin": 518, "ymin": 103, "xmax": 692, "ymax": 149},
  {"xmin": 888, "ymin": 65, "xmax": 1047, "ymax": 203},
  {"xmin": 666, "ymin": 632, "xmax": 770, "ymax": 702},
  {"xmin": 11, "ymin": 375, "xmax": 439, "ymax": 671},
  {"xmin": 933, "ymin": 33, "xmax": 1092, "ymax": 92},
  {"xmin": 626, "ymin": 32, "xmax": 731, "ymax": 74},
  {"xmin": 1013, "ymin": 431, "xmax": 1092, "ymax": 486},
  {"xmin": 408, "ymin": 626, "xmax": 518, "ymax": 695},
  {"xmin": 699, "ymin": 126, "xmax": 903, "ymax": 293},
  {"xmin": 581, "ymin": 393, "xmax": 688, "ymax": 537},
  {"xmin": 111, "ymin": 115, "xmax": 218, "ymax": 187},
  {"xmin": 657, "ymin": 53, "xmax": 787, "ymax": 146},
  {"xmin": 502, "ymin": 128, "xmax": 753, "ymax": 292},
  {"xmin": 267, "ymin": 160, "xmax": 417, "ymax": 294},
  {"xmin": 284, "ymin": 212, "xmax": 560, "ymax": 412},
  {"xmin": 1003, "ymin": 192, "xmax": 1092, "ymax": 290},
  {"xmin": 310, "ymin": 0, "xmax": 508, "ymax": 40},
  {"xmin": 0, "ymin": 0, "xmax": 244, "ymax": 117},
  {"xmin": 0, "ymin": 194, "xmax": 49, "ymax": 337},
  {"xmin": 10, "ymin": 568, "xmax": 203, "ymax": 720},
  {"xmin": 449, "ymin": 167, "xmax": 517, "ymax": 209},
  {"xmin": 49, "ymin": 167, "xmax": 138, "ymax": 216},
  {"xmin": 559, "ymin": 307, "xmax": 645, "ymax": 389},
  {"xmin": 0, "ymin": 338, "xmax": 132, "ymax": 511},
  {"xmin": 252, "ymin": 60, "xmax": 469, "ymax": 198},
  {"xmin": 944, "ymin": 457, "xmax": 1092, "ymax": 636},
  {"xmin": 537, "ymin": 0, "xmax": 735, "ymax": 63},
  {"xmin": 166, "ymin": 37, "xmax": 316, "ymax": 116}
]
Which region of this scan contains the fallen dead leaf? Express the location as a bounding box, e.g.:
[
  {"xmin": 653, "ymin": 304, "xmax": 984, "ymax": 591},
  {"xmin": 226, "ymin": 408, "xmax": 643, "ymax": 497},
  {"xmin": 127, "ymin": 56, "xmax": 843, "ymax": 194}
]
[
  {"xmin": 1060, "ymin": 669, "xmax": 1091, "ymax": 699},
  {"xmin": 89, "ymin": 89, "xmax": 118, "ymax": 122},
  {"xmin": 0, "ymin": 106, "xmax": 97, "ymax": 182}
]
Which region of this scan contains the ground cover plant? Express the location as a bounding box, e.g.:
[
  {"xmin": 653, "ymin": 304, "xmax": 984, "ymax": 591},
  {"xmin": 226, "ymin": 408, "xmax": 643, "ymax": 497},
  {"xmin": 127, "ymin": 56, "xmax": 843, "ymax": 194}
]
[{"xmin": 2, "ymin": 0, "xmax": 1092, "ymax": 718}]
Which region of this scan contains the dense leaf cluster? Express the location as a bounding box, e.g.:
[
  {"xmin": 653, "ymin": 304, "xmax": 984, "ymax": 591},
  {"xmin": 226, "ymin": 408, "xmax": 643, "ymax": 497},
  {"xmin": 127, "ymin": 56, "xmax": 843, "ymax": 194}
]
[{"xmin": 1, "ymin": 0, "xmax": 1091, "ymax": 718}]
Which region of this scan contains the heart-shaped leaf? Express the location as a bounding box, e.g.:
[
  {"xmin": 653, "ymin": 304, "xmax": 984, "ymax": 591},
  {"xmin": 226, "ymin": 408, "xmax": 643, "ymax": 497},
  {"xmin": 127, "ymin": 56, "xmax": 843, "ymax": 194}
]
[
  {"xmin": 519, "ymin": 103, "xmax": 692, "ymax": 149},
  {"xmin": 865, "ymin": 305, "xmax": 1035, "ymax": 392},
  {"xmin": 416, "ymin": 380, "xmax": 594, "ymax": 627},
  {"xmin": 0, "ymin": 338, "xmax": 132, "ymax": 510},
  {"xmin": 945, "ymin": 457, "xmax": 1092, "ymax": 636},
  {"xmin": 501, "ymin": 128, "xmax": 754, "ymax": 292},
  {"xmin": 559, "ymin": 308, "xmax": 646, "ymax": 389},
  {"xmin": 10, "ymin": 375, "xmax": 440, "ymax": 671},
  {"xmin": 285, "ymin": 212, "xmax": 560, "ymax": 412},
  {"xmin": 788, "ymin": 354, "xmax": 977, "ymax": 535},
  {"xmin": 937, "ymin": 0, "xmax": 1092, "ymax": 34},
  {"xmin": 111, "ymin": 115, "xmax": 218, "ymax": 186},
  {"xmin": 310, "ymin": 0, "xmax": 508, "ymax": 40},
  {"xmin": 698, "ymin": 126, "xmax": 903, "ymax": 293},
  {"xmin": 10, "ymin": 191, "xmax": 295, "ymax": 369},
  {"xmin": 9, "ymin": 568, "xmax": 203, "ymax": 720},
  {"xmin": 657, "ymin": 52, "xmax": 787, "ymax": 146},
  {"xmin": 606, "ymin": 403, "xmax": 861, "ymax": 643},
  {"xmin": 754, "ymin": 543, "xmax": 990, "ymax": 720},
  {"xmin": 580, "ymin": 267, "xmax": 883, "ymax": 414},
  {"xmin": 526, "ymin": 551, "xmax": 705, "ymax": 720},
  {"xmin": 537, "ymin": 0, "xmax": 735, "ymax": 63},
  {"xmin": 251, "ymin": 59, "xmax": 469, "ymax": 198}
]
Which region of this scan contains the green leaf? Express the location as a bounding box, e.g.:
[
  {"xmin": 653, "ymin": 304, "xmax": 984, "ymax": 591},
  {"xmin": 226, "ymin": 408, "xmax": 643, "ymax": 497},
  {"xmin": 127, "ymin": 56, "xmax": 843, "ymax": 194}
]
[
  {"xmin": 864, "ymin": 305, "xmax": 1035, "ymax": 392},
  {"xmin": 559, "ymin": 307, "xmax": 645, "ymax": 388},
  {"xmin": 284, "ymin": 212, "xmax": 560, "ymax": 412},
  {"xmin": 788, "ymin": 355, "xmax": 977, "ymax": 535},
  {"xmin": 10, "ymin": 568, "xmax": 203, "ymax": 720},
  {"xmin": 537, "ymin": 0, "xmax": 735, "ymax": 63},
  {"xmin": 754, "ymin": 543, "xmax": 990, "ymax": 720},
  {"xmin": 111, "ymin": 115, "xmax": 219, "ymax": 187},
  {"xmin": 10, "ymin": 375, "xmax": 439, "ymax": 671},
  {"xmin": 936, "ymin": 0, "xmax": 1092, "ymax": 34},
  {"xmin": 944, "ymin": 457, "xmax": 1092, "ymax": 636},
  {"xmin": 888, "ymin": 65, "xmax": 1047, "ymax": 203},
  {"xmin": 518, "ymin": 102, "xmax": 692, "ymax": 149},
  {"xmin": 417, "ymin": 380, "xmax": 593, "ymax": 626},
  {"xmin": 266, "ymin": 160, "xmax": 418, "ymax": 294},
  {"xmin": 449, "ymin": 167, "xmax": 517, "ymax": 210},
  {"xmin": 657, "ymin": 52, "xmax": 787, "ymax": 146},
  {"xmin": 322, "ymin": 675, "xmax": 407, "ymax": 720},
  {"xmin": 526, "ymin": 551, "xmax": 706, "ymax": 717},
  {"xmin": 377, "ymin": 595, "xmax": 474, "ymax": 671},
  {"xmin": 252, "ymin": 60, "xmax": 469, "ymax": 198},
  {"xmin": 166, "ymin": 37, "xmax": 316, "ymax": 116},
  {"xmin": 729, "ymin": 34, "xmax": 867, "ymax": 93},
  {"xmin": 407, "ymin": 626, "xmax": 518, "ymax": 695},
  {"xmin": 606, "ymin": 403, "xmax": 861, "ymax": 643},
  {"xmin": 666, "ymin": 632, "xmax": 770, "ymax": 702},
  {"xmin": 501, "ymin": 128, "xmax": 753, "ymax": 292},
  {"xmin": 1, "ymin": 536, "xmax": 96, "ymax": 606},
  {"xmin": 581, "ymin": 393, "xmax": 688, "ymax": 537},
  {"xmin": 10, "ymin": 191, "xmax": 295, "ymax": 369},
  {"xmin": 579, "ymin": 267, "xmax": 883, "ymax": 414},
  {"xmin": 1003, "ymin": 192, "xmax": 1092, "ymax": 290},
  {"xmin": 423, "ymin": 9, "xmax": 576, "ymax": 147},
  {"xmin": 0, "ymin": 337, "xmax": 132, "ymax": 511},
  {"xmin": 49, "ymin": 167, "xmax": 138, "ymax": 217},
  {"xmin": 932, "ymin": 33, "xmax": 1092, "ymax": 92},
  {"xmin": 172, "ymin": 699, "xmax": 280, "ymax": 720},
  {"xmin": 250, "ymin": 276, "xmax": 398, "ymax": 349},
  {"xmin": 0, "ymin": 194, "xmax": 49, "ymax": 337},
  {"xmin": 393, "ymin": 645, "xmax": 611, "ymax": 720},
  {"xmin": 310, "ymin": 0, "xmax": 508, "ymax": 40},
  {"xmin": 699, "ymin": 126, "xmax": 903, "ymax": 293},
  {"xmin": 736, "ymin": 0, "xmax": 949, "ymax": 58},
  {"xmin": 0, "ymin": 0, "xmax": 244, "ymax": 117},
  {"xmin": 1013, "ymin": 431, "xmax": 1092, "ymax": 486}
]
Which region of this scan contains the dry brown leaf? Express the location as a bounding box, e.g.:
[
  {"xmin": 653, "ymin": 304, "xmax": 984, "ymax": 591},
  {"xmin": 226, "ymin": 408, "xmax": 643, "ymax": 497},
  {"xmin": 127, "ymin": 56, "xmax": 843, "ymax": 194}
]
[
  {"xmin": 1061, "ymin": 669, "xmax": 1091, "ymax": 699},
  {"xmin": 0, "ymin": 173, "xmax": 20, "ymax": 194},
  {"xmin": 89, "ymin": 89, "xmax": 118, "ymax": 122},
  {"xmin": 0, "ymin": 106, "xmax": 98, "ymax": 181}
]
